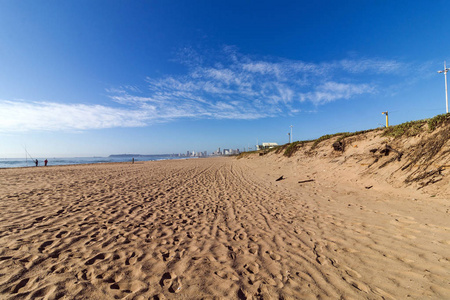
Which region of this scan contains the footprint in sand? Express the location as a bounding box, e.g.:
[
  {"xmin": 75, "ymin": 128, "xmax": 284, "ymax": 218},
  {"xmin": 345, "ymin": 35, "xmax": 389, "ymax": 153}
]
[
  {"xmin": 110, "ymin": 283, "xmax": 120, "ymax": 290},
  {"xmin": 38, "ymin": 240, "xmax": 53, "ymax": 252},
  {"xmin": 169, "ymin": 277, "xmax": 182, "ymax": 293},
  {"xmin": 248, "ymin": 243, "xmax": 258, "ymax": 255},
  {"xmin": 85, "ymin": 253, "xmax": 106, "ymax": 265},
  {"xmin": 125, "ymin": 252, "xmax": 138, "ymax": 265},
  {"xmin": 266, "ymin": 251, "xmax": 281, "ymax": 261},
  {"xmin": 159, "ymin": 272, "xmax": 174, "ymax": 288},
  {"xmin": 11, "ymin": 278, "xmax": 30, "ymax": 294},
  {"xmin": 244, "ymin": 262, "xmax": 260, "ymax": 274},
  {"xmin": 55, "ymin": 230, "xmax": 68, "ymax": 238},
  {"xmin": 76, "ymin": 269, "xmax": 90, "ymax": 281},
  {"xmin": 159, "ymin": 272, "xmax": 182, "ymax": 293},
  {"xmin": 0, "ymin": 256, "xmax": 12, "ymax": 261}
]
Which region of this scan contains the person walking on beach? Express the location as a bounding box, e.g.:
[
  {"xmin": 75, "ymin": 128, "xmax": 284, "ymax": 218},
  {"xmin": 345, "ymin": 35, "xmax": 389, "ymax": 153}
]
[
  {"xmin": 35, "ymin": 159, "xmax": 38, "ymax": 167},
  {"xmin": 44, "ymin": 159, "xmax": 48, "ymax": 166}
]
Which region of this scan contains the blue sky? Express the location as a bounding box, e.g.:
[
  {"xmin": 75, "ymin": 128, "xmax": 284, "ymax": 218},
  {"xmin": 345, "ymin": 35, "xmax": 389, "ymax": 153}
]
[{"xmin": 0, "ymin": 1, "xmax": 449, "ymax": 157}]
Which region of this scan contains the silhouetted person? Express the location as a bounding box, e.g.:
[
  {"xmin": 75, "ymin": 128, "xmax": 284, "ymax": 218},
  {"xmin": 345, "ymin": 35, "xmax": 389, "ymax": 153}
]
[
  {"xmin": 44, "ymin": 159, "xmax": 48, "ymax": 166},
  {"xmin": 35, "ymin": 159, "xmax": 38, "ymax": 167}
]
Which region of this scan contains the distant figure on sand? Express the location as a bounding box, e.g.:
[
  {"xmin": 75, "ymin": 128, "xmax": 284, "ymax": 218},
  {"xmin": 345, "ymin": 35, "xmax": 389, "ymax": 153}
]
[
  {"xmin": 132, "ymin": 158, "xmax": 134, "ymax": 164},
  {"xmin": 35, "ymin": 159, "xmax": 38, "ymax": 167},
  {"xmin": 44, "ymin": 159, "xmax": 48, "ymax": 166}
]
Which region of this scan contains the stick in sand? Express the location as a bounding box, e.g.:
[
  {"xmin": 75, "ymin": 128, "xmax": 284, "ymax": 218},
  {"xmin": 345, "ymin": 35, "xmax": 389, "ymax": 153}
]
[{"xmin": 298, "ymin": 179, "xmax": 315, "ymax": 184}]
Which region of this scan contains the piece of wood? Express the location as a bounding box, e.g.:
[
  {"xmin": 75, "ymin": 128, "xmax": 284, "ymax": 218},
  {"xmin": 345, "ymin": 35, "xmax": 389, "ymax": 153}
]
[
  {"xmin": 298, "ymin": 179, "xmax": 315, "ymax": 184},
  {"xmin": 275, "ymin": 176, "xmax": 284, "ymax": 181}
]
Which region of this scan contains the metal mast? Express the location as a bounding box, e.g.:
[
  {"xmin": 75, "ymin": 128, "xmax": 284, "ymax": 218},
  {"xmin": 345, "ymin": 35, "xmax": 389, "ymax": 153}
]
[
  {"xmin": 290, "ymin": 125, "xmax": 293, "ymax": 143},
  {"xmin": 437, "ymin": 61, "xmax": 450, "ymax": 113}
]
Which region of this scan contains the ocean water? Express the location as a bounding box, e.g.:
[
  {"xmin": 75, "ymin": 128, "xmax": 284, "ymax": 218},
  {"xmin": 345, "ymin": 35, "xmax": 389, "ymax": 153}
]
[{"xmin": 0, "ymin": 156, "xmax": 188, "ymax": 169}]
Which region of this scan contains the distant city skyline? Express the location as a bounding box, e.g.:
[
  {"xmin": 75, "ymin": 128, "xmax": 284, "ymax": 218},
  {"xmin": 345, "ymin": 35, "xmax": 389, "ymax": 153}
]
[{"xmin": 1, "ymin": 1, "xmax": 449, "ymax": 157}]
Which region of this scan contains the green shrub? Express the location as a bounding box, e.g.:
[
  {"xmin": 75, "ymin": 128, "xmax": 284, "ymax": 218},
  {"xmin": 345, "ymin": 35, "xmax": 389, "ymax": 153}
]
[
  {"xmin": 382, "ymin": 113, "xmax": 450, "ymax": 138},
  {"xmin": 283, "ymin": 141, "xmax": 300, "ymax": 157},
  {"xmin": 310, "ymin": 133, "xmax": 345, "ymax": 149},
  {"xmin": 427, "ymin": 113, "xmax": 450, "ymax": 131},
  {"xmin": 335, "ymin": 129, "xmax": 378, "ymax": 143},
  {"xmin": 382, "ymin": 120, "xmax": 425, "ymax": 138},
  {"xmin": 267, "ymin": 145, "xmax": 282, "ymax": 153}
]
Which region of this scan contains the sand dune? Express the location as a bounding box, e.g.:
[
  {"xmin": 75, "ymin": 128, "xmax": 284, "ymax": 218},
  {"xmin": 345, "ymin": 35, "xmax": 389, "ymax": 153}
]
[{"xmin": 0, "ymin": 157, "xmax": 449, "ymax": 299}]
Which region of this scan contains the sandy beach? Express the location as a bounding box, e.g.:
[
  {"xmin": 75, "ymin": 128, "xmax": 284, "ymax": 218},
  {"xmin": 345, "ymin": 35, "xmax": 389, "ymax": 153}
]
[{"xmin": 1, "ymin": 155, "xmax": 450, "ymax": 299}]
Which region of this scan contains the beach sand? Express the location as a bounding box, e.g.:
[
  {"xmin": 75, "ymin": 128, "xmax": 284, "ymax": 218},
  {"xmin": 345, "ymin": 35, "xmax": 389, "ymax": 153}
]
[{"xmin": 1, "ymin": 157, "xmax": 449, "ymax": 299}]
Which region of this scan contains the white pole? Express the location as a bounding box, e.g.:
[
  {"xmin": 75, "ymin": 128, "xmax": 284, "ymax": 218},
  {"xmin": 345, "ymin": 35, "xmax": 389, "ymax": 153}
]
[
  {"xmin": 290, "ymin": 125, "xmax": 293, "ymax": 143},
  {"xmin": 438, "ymin": 61, "xmax": 449, "ymax": 114},
  {"xmin": 445, "ymin": 62, "xmax": 449, "ymax": 114}
]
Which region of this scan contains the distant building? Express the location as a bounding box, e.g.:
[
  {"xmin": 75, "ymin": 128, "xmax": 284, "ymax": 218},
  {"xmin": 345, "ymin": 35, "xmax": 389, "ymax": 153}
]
[
  {"xmin": 221, "ymin": 148, "xmax": 240, "ymax": 155},
  {"xmin": 210, "ymin": 148, "xmax": 221, "ymax": 156},
  {"xmin": 183, "ymin": 150, "xmax": 209, "ymax": 157},
  {"xmin": 256, "ymin": 143, "xmax": 278, "ymax": 150}
]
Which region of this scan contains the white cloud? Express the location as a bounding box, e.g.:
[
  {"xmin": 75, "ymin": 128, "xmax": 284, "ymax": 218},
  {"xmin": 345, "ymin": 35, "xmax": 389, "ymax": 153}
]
[
  {"xmin": 338, "ymin": 58, "xmax": 402, "ymax": 74},
  {"xmin": 300, "ymin": 82, "xmax": 374, "ymax": 105},
  {"xmin": 125, "ymin": 51, "xmax": 391, "ymax": 119},
  {"xmin": 0, "ymin": 49, "xmax": 405, "ymax": 132},
  {"xmin": 0, "ymin": 100, "xmax": 148, "ymax": 132}
]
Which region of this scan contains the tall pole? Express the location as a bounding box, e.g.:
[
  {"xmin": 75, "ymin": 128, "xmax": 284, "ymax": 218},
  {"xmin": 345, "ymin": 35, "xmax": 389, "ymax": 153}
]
[
  {"xmin": 382, "ymin": 111, "xmax": 389, "ymax": 127},
  {"xmin": 290, "ymin": 125, "xmax": 293, "ymax": 143},
  {"xmin": 444, "ymin": 61, "xmax": 448, "ymax": 114},
  {"xmin": 438, "ymin": 61, "xmax": 450, "ymax": 114},
  {"xmin": 288, "ymin": 132, "xmax": 290, "ymax": 143}
]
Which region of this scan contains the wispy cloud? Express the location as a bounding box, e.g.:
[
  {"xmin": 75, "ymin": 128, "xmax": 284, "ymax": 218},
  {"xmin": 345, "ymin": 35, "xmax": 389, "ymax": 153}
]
[
  {"xmin": 0, "ymin": 100, "xmax": 148, "ymax": 132},
  {"xmin": 300, "ymin": 82, "xmax": 374, "ymax": 105},
  {"xmin": 113, "ymin": 49, "xmax": 399, "ymax": 116},
  {"xmin": 0, "ymin": 48, "xmax": 406, "ymax": 132},
  {"xmin": 337, "ymin": 58, "xmax": 402, "ymax": 74}
]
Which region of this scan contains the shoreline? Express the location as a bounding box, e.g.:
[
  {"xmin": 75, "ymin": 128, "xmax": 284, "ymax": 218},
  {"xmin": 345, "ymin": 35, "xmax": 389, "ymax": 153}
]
[{"xmin": 0, "ymin": 156, "xmax": 202, "ymax": 170}]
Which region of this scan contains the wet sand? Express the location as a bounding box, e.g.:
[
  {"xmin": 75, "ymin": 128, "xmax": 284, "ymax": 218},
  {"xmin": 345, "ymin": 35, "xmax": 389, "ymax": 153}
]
[{"xmin": 0, "ymin": 157, "xmax": 449, "ymax": 299}]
